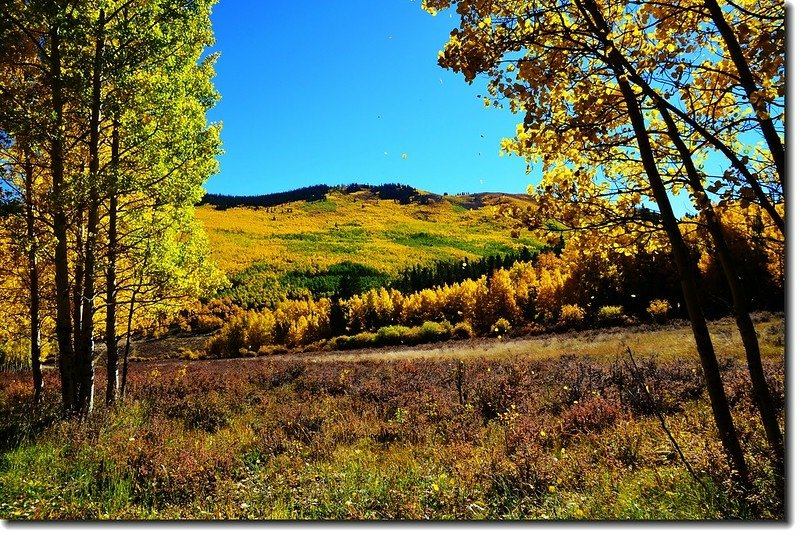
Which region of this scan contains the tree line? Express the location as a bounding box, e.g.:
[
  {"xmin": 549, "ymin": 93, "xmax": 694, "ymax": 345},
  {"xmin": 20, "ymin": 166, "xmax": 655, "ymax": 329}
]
[
  {"xmin": 215, "ymin": 249, "xmax": 548, "ymax": 309},
  {"xmin": 393, "ymin": 245, "xmax": 549, "ymax": 294},
  {"xmin": 209, "ymin": 208, "xmax": 780, "ymax": 322},
  {"xmin": 200, "ymin": 183, "xmax": 436, "ymax": 210},
  {"xmin": 203, "ymin": 200, "xmax": 780, "ymax": 356},
  {"xmin": 0, "ymin": 0, "xmax": 222, "ymax": 415}
]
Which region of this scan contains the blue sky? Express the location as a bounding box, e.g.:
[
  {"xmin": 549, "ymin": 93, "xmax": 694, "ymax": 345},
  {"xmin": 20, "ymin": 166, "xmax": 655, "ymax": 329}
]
[{"xmin": 203, "ymin": 0, "xmax": 536, "ymax": 196}]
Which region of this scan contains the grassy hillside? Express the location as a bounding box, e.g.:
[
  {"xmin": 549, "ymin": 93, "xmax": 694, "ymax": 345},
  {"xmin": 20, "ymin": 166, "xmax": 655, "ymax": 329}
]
[{"xmin": 196, "ymin": 188, "xmax": 541, "ymax": 276}]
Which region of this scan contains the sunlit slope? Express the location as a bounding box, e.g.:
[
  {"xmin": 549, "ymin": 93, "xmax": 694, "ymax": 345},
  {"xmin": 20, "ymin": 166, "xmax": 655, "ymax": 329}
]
[{"xmin": 196, "ymin": 190, "xmax": 541, "ymax": 274}]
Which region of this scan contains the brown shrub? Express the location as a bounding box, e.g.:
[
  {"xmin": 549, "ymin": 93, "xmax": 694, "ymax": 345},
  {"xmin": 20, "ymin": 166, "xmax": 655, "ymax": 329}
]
[{"xmin": 560, "ymin": 396, "xmax": 623, "ymax": 435}]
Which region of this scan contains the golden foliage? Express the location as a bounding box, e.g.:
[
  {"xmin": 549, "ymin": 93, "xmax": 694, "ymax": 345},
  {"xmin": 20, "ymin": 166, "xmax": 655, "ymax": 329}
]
[{"xmin": 646, "ymin": 299, "xmax": 671, "ymax": 323}]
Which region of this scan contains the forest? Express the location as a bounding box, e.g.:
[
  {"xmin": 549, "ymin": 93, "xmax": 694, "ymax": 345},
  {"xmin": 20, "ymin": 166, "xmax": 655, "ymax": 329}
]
[{"xmin": 0, "ymin": 0, "xmax": 786, "ymax": 521}]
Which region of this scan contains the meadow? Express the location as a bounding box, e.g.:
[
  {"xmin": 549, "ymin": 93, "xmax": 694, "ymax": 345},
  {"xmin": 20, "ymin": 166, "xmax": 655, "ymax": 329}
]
[
  {"xmin": 0, "ymin": 315, "xmax": 784, "ymax": 519},
  {"xmin": 0, "ymin": 0, "xmax": 784, "ymax": 523}
]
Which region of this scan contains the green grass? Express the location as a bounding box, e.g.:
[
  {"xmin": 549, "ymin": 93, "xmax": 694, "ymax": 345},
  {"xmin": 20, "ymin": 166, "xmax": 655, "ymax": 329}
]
[
  {"xmin": 275, "ymin": 228, "xmax": 371, "ymax": 242},
  {"xmin": 383, "ymin": 230, "xmax": 515, "ymax": 257},
  {"xmin": 299, "ymin": 200, "xmax": 338, "ymax": 213},
  {"xmin": 0, "ymin": 441, "xmax": 137, "ymax": 519}
]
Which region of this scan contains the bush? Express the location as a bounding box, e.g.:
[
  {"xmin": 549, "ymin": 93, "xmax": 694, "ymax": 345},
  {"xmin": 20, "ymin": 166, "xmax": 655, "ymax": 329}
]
[
  {"xmin": 330, "ymin": 335, "xmax": 352, "ymax": 350},
  {"xmin": 332, "ymin": 322, "xmax": 453, "ymax": 350},
  {"xmin": 491, "ymin": 318, "xmax": 511, "ymax": 336},
  {"xmin": 257, "ymin": 344, "xmax": 287, "ymax": 356},
  {"xmin": 329, "ymin": 332, "xmax": 377, "ymax": 350},
  {"xmin": 559, "ymin": 304, "xmax": 586, "ymax": 326},
  {"xmin": 352, "ymin": 332, "xmax": 377, "ymax": 348},
  {"xmin": 452, "ymin": 321, "xmax": 475, "ymax": 339},
  {"xmin": 412, "ymin": 321, "xmax": 452, "ymax": 344},
  {"xmin": 206, "ymin": 314, "xmax": 248, "ymax": 358},
  {"xmin": 375, "ymin": 325, "xmax": 413, "ymax": 345},
  {"xmin": 238, "ymin": 348, "xmax": 257, "ymax": 358},
  {"xmin": 646, "ymin": 299, "xmax": 671, "ymax": 323},
  {"xmin": 560, "ymin": 396, "xmax": 622, "ymax": 435},
  {"xmin": 193, "ymin": 314, "xmax": 224, "ymax": 333},
  {"xmin": 166, "ymin": 392, "xmax": 232, "ymax": 433},
  {"xmin": 471, "ymin": 361, "xmax": 524, "ymax": 420},
  {"xmin": 177, "ymin": 348, "xmax": 202, "ymax": 361},
  {"xmin": 596, "ymin": 305, "xmax": 624, "ymax": 326}
]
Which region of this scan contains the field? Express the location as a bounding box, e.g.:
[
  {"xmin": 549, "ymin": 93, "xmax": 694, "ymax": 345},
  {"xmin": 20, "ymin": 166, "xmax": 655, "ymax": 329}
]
[
  {"xmin": 0, "ymin": 0, "xmax": 785, "ymax": 523},
  {"xmin": 196, "ymin": 190, "xmax": 541, "ymax": 275},
  {"xmin": 0, "ymin": 188, "xmax": 785, "ymax": 520},
  {"xmin": 0, "ymin": 315, "xmax": 784, "ymax": 519}
]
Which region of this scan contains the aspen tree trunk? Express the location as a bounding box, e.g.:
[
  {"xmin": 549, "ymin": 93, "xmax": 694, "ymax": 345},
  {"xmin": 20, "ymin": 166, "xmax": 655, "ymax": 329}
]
[
  {"xmin": 24, "ymin": 151, "xmax": 43, "ymax": 405},
  {"xmin": 77, "ymin": 8, "xmax": 105, "ymax": 416},
  {"xmin": 658, "ymin": 104, "xmax": 784, "ymax": 467},
  {"xmin": 105, "ymin": 120, "xmax": 119, "ymax": 405},
  {"xmin": 703, "ymin": 0, "xmax": 785, "ymax": 190},
  {"xmin": 73, "ymin": 217, "xmax": 84, "ymax": 365},
  {"xmin": 73, "ymin": 168, "xmax": 86, "ymax": 368},
  {"xmin": 49, "ymin": 25, "xmax": 77, "ymax": 416},
  {"xmin": 120, "ymin": 287, "xmax": 138, "ymax": 400},
  {"xmin": 121, "ymin": 242, "xmax": 152, "ymax": 399}
]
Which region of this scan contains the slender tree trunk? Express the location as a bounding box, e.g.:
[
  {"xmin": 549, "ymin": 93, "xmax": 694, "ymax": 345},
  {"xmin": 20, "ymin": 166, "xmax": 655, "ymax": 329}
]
[
  {"xmin": 121, "ymin": 241, "xmax": 152, "ymax": 399},
  {"xmin": 120, "ymin": 287, "xmax": 138, "ymax": 400},
  {"xmin": 73, "ymin": 217, "xmax": 84, "ymax": 362},
  {"xmin": 71, "ymin": 185, "xmax": 86, "ymax": 412},
  {"xmin": 703, "ymin": 0, "xmax": 785, "ymax": 190},
  {"xmin": 24, "ymin": 151, "xmax": 43, "ymax": 405},
  {"xmin": 49, "ymin": 25, "xmax": 76, "ymax": 417},
  {"xmin": 105, "ymin": 121, "xmax": 120, "ymax": 405},
  {"xmin": 73, "ymin": 168, "xmax": 86, "ymax": 368},
  {"xmin": 617, "ymin": 73, "xmax": 749, "ymax": 485},
  {"xmin": 658, "ymin": 104, "xmax": 784, "ymax": 467},
  {"xmin": 77, "ymin": 8, "xmax": 106, "ymax": 416}
]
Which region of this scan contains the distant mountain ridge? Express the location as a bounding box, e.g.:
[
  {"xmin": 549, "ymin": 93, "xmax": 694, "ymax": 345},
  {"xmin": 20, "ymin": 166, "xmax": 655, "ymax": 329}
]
[
  {"xmin": 201, "ymin": 183, "xmax": 431, "ymax": 209},
  {"xmin": 200, "ymin": 183, "xmax": 530, "ymax": 210}
]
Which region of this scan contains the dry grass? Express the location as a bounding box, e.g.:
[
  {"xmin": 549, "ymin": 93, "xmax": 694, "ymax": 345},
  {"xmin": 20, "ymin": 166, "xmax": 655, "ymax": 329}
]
[{"xmin": 274, "ymin": 314, "xmax": 784, "ymax": 367}]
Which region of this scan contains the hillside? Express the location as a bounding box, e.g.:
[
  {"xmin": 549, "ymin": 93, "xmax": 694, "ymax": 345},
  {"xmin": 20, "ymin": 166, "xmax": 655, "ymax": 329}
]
[{"xmin": 196, "ymin": 186, "xmax": 542, "ymax": 276}]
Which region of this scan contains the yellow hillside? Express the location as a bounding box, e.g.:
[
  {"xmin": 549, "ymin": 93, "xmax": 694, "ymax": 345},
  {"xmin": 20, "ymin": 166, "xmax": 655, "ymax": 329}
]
[{"xmin": 196, "ymin": 190, "xmax": 541, "ymax": 275}]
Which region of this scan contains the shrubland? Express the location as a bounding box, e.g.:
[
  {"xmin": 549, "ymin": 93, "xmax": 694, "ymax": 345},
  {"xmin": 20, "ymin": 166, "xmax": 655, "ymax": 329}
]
[{"xmin": 0, "ymin": 319, "xmax": 784, "ymax": 519}]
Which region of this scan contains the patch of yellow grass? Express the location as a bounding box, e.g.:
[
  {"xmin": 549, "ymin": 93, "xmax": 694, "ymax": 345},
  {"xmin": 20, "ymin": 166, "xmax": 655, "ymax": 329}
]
[{"xmin": 297, "ymin": 316, "xmax": 784, "ymax": 366}]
